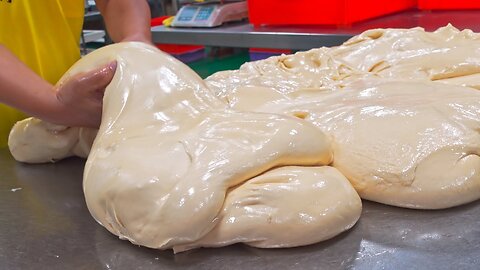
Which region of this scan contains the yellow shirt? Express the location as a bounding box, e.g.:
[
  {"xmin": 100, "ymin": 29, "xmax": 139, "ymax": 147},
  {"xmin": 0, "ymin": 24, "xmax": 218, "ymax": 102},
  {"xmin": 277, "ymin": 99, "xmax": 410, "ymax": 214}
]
[{"xmin": 0, "ymin": 0, "xmax": 84, "ymax": 147}]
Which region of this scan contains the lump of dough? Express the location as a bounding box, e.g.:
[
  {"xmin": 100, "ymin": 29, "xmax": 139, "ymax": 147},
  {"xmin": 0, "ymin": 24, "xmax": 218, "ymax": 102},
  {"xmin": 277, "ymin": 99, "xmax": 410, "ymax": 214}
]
[
  {"xmin": 8, "ymin": 118, "xmax": 96, "ymax": 163},
  {"xmin": 205, "ymin": 25, "xmax": 480, "ymax": 209},
  {"xmin": 331, "ymin": 24, "xmax": 480, "ymax": 84},
  {"xmin": 174, "ymin": 166, "xmax": 361, "ymax": 253},
  {"xmin": 206, "ymin": 47, "xmax": 363, "ymax": 101},
  {"xmin": 311, "ymin": 82, "xmax": 480, "ymax": 209},
  {"xmin": 52, "ymin": 42, "xmax": 360, "ymax": 251},
  {"xmin": 206, "ymin": 25, "xmax": 480, "ymax": 102},
  {"xmin": 227, "ymin": 80, "xmax": 480, "ymax": 209}
]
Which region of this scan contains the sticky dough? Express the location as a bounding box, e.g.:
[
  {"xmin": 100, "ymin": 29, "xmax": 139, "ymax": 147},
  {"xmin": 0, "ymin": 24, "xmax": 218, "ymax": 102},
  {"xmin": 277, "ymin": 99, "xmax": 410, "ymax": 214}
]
[
  {"xmin": 8, "ymin": 25, "xmax": 480, "ymax": 250},
  {"xmin": 206, "ymin": 24, "xmax": 480, "ymax": 209},
  {"xmin": 10, "ymin": 42, "xmax": 360, "ymax": 251},
  {"xmin": 227, "ymin": 81, "xmax": 480, "ymax": 209},
  {"xmin": 8, "ymin": 118, "xmax": 96, "ymax": 163},
  {"xmin": 207, "ymin": 24, "xmax": 480, "ymax": 98}
]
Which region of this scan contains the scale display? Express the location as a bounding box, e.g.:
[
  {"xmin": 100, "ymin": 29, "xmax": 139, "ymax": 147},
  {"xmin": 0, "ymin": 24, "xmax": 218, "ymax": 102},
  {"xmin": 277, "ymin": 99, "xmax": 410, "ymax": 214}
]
[{"xmin": 172, "ymin": 1, "xmax": 248, "ymax": 28}]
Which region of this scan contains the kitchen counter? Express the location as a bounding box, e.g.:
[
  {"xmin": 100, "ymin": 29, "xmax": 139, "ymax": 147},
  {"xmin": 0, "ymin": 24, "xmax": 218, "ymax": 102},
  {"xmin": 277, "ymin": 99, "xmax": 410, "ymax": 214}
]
[
  {"xmin": 1, "ymin": 147, "xmax": 480, "ymax": 270},
  {"xmin": 151, "ymin": 9, "xmax": 480, "ymax": 50}
]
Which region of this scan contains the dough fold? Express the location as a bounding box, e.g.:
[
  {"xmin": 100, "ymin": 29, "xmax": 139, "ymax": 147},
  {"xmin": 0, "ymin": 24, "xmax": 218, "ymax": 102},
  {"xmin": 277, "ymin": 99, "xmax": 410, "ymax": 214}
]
[
  {"xmin": 174, "ymin": 166, "xmax": 361, "ymax": 253},
  {"xmin": 8, "ymin": 118, "xmax": 96, "ymax": 163},
  {"xmin": 61, "ymin": 43, "xmax": 358, "ymax": 251},
  {"xmin": 9, "ymin": 25, "xmax": 480, "ymax": 252},
  {"xmin": 206, "ymin": 25, "xmax": 480, "ymax": 209}
]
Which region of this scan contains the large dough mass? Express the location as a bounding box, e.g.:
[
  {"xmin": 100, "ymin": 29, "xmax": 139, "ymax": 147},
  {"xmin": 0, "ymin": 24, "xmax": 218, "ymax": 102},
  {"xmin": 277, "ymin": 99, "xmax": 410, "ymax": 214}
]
[
  {"xmin": 206, "ymin": 25, "xmax": 480, "ymax": 209},
  {"xmin": 8, "ymin": 25, "xmax": 480, "ymax": 251},
  {"xmin": 225, "ymin": 81, "xmax": 480, "ymax": 209},
  {"xmin": 11, "ymin": 43, "xmax": 360, "ymax": 251}
]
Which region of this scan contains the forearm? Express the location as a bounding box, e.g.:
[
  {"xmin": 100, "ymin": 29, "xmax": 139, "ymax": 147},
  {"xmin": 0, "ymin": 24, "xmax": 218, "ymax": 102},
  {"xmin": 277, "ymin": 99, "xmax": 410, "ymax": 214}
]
[
  {"xmin": 0, "ymin": 44, "xmax": 59, "ymax": 121},
  {"xmin": 96, "ymin": 0, "xmax": 152, "ymax": 44}
]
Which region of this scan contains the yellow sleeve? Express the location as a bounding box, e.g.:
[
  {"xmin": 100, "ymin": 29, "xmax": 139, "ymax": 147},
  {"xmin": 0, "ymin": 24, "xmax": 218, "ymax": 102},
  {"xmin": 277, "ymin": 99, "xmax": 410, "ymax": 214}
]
[{"xmin": 0, "ymin": 0, "xmax": 84, "ymax": 147}]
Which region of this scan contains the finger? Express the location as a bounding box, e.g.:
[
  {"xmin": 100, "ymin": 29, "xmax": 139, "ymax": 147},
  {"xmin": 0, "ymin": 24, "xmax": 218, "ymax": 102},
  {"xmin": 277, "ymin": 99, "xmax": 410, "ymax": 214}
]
[
  {"xmin": 77, "ymin": 60, "xmax": 117, "ymax": 91},
  {"xmin": 92, "ymin": 89, "xmax": 105, "ymax": 103}
]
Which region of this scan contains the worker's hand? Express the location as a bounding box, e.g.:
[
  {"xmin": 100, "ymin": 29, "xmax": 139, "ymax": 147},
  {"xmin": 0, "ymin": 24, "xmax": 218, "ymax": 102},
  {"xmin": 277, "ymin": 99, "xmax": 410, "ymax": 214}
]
[{"xmin": 53, "ymin": 61, "xmax": 117, "ymax": 128}]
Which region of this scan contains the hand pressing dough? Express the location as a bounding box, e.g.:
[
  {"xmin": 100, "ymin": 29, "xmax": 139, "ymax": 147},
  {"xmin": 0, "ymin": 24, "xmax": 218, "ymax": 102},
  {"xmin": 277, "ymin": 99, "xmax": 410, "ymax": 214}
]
[
  {"xmin": 9, "ymin": 24, "xmax": 480, "ymax": 252},
  {"xmin": 45, "ymin": 42, "xmax": 361, "ymax": 251}
]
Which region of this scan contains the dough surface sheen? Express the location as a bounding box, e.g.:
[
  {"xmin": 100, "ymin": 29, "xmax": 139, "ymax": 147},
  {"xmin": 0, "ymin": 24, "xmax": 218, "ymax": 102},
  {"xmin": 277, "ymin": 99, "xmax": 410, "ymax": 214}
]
[
  {"xmin": 70, "ymin": 43, "xmax": 359, "ymax": 251},
  {"xmin": 206, "ymin": 25, "xmax": 480, "ymax": 210},
  {"xmin": 8, "ymin": 25, "xmax": 480, "ymax": 252}
]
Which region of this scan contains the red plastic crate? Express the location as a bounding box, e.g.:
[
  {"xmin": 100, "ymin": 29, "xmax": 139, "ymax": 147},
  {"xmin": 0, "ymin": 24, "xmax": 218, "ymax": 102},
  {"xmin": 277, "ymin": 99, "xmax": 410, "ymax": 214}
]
[
  {"xmin": 418, "ymin": 0, "xmax": 480, "ymax": 10},
  {"xmin": 248, "ymin": 0, "xmax": 416, "ymax": 26}
]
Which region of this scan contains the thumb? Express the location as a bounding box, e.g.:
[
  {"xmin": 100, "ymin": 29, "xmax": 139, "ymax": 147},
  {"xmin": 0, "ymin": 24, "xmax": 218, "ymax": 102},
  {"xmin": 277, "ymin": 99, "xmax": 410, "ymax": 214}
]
[{"xmin": 77, "ymin": 60, "xmax": 117, "ymax": 91}]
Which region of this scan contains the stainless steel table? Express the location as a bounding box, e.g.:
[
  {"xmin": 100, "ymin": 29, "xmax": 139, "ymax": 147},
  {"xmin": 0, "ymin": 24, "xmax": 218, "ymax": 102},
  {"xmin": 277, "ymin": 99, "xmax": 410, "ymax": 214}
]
[
  {"xmin": 1, "ymin": 147, "xmax": 480, "ymax": 270},
  {"xmin": 152, "ymin": 10, "xmax": 480, "ymax": 50}
]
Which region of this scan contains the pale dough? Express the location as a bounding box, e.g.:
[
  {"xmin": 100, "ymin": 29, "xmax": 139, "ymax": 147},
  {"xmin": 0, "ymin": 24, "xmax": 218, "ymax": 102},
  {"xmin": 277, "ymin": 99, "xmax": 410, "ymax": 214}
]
[
  {"xmin": 207, "ymin": 24, "xmax": 480, "ymax": 97},
  {"xmin": 225, "ymin": 81, "xmax": 480, "ymax": 209},
  {"xmin": 8, "ymin": 118, "xmax": 96, "ymax": 163},
  {"xmin": 56, "ymin": 42, "xmax": 359, "ymax": 251},
  {"xmin": 174, "ymin": 166, "xmax": 361, "ymax": 253},
  {"xmin": 205, "ymin": 25, "xmax": 480, "ymax": 209},
  {"xmin": 8, "ymin": 25, "xmax": 480, "ymax": 251}
]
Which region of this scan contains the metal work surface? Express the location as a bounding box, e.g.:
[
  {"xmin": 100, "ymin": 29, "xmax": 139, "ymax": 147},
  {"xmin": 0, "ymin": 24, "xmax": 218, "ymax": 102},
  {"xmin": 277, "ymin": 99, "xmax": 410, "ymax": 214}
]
[
  {"xmin": 1, "ymin": 147, "xmax": 479, "ymax": 270},
  {"xmin": 151, "ymin": 10, "xmax": 480, "ymax": 49}
]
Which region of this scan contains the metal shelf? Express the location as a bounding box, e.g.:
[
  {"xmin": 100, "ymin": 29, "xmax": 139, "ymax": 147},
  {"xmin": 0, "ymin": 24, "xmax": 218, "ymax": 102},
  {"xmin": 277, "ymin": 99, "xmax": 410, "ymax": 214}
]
[
  {"xmin": 152, "ymin": 22, "xmax": 352, "ymax": 50},
  {"xmin": 152, "ymin": 9, "xmax": 480, "ymax": 50}
]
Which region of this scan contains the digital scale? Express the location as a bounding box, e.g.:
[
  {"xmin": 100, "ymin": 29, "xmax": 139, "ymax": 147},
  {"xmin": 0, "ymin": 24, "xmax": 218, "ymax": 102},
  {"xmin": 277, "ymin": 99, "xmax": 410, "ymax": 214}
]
[{"xmin": 171, "ymin": 0, "xmax": 248, "ymax": 28}]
